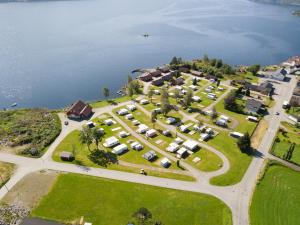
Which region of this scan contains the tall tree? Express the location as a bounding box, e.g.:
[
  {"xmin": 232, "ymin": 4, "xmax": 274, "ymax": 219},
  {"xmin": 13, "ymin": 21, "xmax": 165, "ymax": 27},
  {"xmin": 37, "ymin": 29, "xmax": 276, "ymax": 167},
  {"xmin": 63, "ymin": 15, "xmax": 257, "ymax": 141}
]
[
  {"xmin": 203, "ymin": 54, "xmax": 209, "ymax": 63},
  {"xmin": 174, "ymin": 88, "xmax": 181, "ymax": 104},
  {"xmin": 161, "ymin": 88, "xmax": 171, "ymax": 116},
  {"xmin": 211, "ymin": 107, "xmax": 218, "ymax": 120},
  {"xmin": 183, "ymin": 88, "xmax": 193, "ymax": 108},
  {"xmin": 237, "ymin": 132, "xmax": 252, "ymax": 154},
  {"xmin": 102, "ymin": 87, "xmax": 110, "ymax": 100},
  {"xmin": 148, "ymin": 88, "xmax": 154, "ymax": 103},
  {"xmin": 248, "ymin": 64, "xmax": 260, "ymax": 76},
  {"xmin": 79, "ymin": 126, "xmax": 93, "ymax": 152},
  {"xmin": 151, "ymin": 110, "xmax": 158, "ymax": 128},
  {"xmin": 91, "ymin": 127, "xmax": 104, "ymax": 150}
]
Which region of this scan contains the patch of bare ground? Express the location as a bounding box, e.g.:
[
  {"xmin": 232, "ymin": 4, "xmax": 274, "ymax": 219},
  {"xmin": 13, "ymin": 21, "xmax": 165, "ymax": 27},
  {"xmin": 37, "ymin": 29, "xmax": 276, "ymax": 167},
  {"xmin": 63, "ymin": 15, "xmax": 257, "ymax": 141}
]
[
  {"xmin": 2, "ymin": 170, "xmax": 59, "ymax": 209},
  {"xmin": 251, "ymin": 119, "xmax": 268, "ymax": 149}
]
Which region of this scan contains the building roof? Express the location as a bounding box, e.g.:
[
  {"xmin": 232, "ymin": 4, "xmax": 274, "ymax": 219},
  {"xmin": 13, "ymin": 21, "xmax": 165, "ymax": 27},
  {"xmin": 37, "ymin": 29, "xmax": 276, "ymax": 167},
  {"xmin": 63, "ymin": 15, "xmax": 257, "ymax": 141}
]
[
  {"xmin": 67, "ymin": 100, "xmax": 92, "ymax": 117},
  {"xmin": 246, "ymin": 99, "xmax": 263, "ymax": 113}
]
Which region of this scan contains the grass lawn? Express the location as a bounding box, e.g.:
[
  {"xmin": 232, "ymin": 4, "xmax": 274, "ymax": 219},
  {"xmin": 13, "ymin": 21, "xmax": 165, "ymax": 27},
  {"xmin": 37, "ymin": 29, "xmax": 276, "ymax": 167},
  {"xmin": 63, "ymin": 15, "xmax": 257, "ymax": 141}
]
[
  {"xmin": 208, "ymin": 131, "xmax": 252, "ymax": 185},
  {"xmin": 272, "ymin": 122, "xmax": 300, "ymax": 165},
  {"xmin": 250, "ymin": 162, "xmax": 300, "ymax": 225},
  {"xmin": 32, "ymin": 174, "xmax": 232, "ymax": 225},
  {"xmin": 185, "ymin": 148, "xmax": 223, "ymax": 172},
  {"xmin": 89, "ymin": 96, "xmax": 133, "ymax": 109},
  {"xmin": 52, "ymin": 117, "xmax": 194, "ymax": 181},
  {"xmin": 0, "ymin": 162, "xmax": 15, "ymax": 188}
]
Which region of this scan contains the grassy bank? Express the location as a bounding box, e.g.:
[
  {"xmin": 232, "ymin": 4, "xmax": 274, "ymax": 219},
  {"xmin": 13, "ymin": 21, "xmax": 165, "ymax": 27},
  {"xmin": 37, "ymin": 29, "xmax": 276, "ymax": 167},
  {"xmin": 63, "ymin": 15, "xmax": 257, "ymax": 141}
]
[
  {"xmin": 250, "ymin": 162, "xmax": 300, "ymax": 225},
  {"xmin": 0, "ymin": 109, "xmax": 61, "ymax": 157},
  {"xmin": 0, "ymin": 162, "xmax": 15, "ymax": 188},
  {"xmin": 32, "ymin": 173, "xmax": 232, "ymax": 225}
]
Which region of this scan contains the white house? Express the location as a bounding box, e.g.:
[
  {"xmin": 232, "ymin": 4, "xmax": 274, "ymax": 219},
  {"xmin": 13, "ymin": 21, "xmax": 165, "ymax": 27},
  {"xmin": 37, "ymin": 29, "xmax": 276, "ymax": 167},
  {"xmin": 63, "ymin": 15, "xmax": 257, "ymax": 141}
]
[
  {"xmin": 230, "ymin": 132, "xmax": 244, "ymax": 138},
  {"xmin": 182, "ymin": 140, "xmax": 198, "ymax": 151},
  {"xmin": 137, "ymin": 124, "xmax": 149, "ymax": 134},
  {"xmin": 161, "ymin": 158, "xmax": 171, "ymax": 168},
  {"xmin": 179, "ymin": 124, "xmax": 189, "ymax": 132},
  {"xmin": 247, "ymin": 116, "xmax": 258, "ymax": 122},
  {"xmin": 125, "ymin": 114, "xmax": 134, "ymax": 120},
  {"xmin": 207, "ymin": 93, "xmax": 216, "ymax": 100},
  {"xmin": 104, "ymin": 119, "xmax": 114, "ymax": 126},
  {"xmin": 205, "ymin": 87, "xmax": 213, "ymax": 93},
  {"xmin": 216, "ymin": 118, "xmax": 227, "ymax": 127},
  {"xmin": 154, "ymin": 89, "xmax": 160, "ymax": 95},
  {"xmin": 132, "ymin": 120, "xmax": 140, "ymax": 126},
  {"xmin": 162, "ymin": 129, "xmax": 171, "ymax": 136},
  {"xmin": 117, "ymin": 108, "xmax": 129, "ymax": 115},
  {"xmin": 189, "ymin": 85, "xmax": 197, "ymax": 91},
  {"xmin": 220, "ymin": 115, "xmax": 229, "ymax": 122},
  {"xmin": 103, "ymin": 136, "xmax": 119, "ymax": 147},
  {"xmin": 192, "ymin": 96, "xmax": 201, "ymax": 102},
  {"xmin": 200, "ymin": 133, "xmax": 210, "ymax": 141},
  {"xmin": 175, "ymin": 137, "xmax": 184, "ymax": 144},
  {"xmin": 118, "ymin": 131, "xmax": 129, "ymax": 138},
  {"xmin": 146, "ymin": 129, "xmax": 157, "ymax": 138},
  {"xmin": 131, "ymin": 141, "xmax": 143, "ymax": 151},
  {"xmin": 206, "ymin": 128, "xmax": 214, "ymax": 134},
  {"xmin": 166, "ymin": 142, "xmax": 179, "ymax": 152},
  {"xmin": 166, "ymin": 117, "xmax": 176, "ymax": 124},
  {"xmin": 140, "ymin": 99, "xmax": 149, "ymax": 105},
  {"xmin": 177, "ymin": 147, "xmax": 188, "ymax": 158},
  {"xmin": 126, "ymin": 104, "xmax": 136, "ymax": 111},
  {"xmin": 112, "ymin": 144, "xmax": 128, "ymax": 155},
  {"xmin": 154, "ymin": 108, "xmax": 162, "ymax": 113}
]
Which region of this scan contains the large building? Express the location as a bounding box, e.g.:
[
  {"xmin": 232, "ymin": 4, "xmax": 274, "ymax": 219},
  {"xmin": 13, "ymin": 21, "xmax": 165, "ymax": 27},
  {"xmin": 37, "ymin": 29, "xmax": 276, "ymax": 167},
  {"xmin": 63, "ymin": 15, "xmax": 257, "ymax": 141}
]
[{"xmin": 66, "ymin": 100, "xmax": 93, "ymax": 119}]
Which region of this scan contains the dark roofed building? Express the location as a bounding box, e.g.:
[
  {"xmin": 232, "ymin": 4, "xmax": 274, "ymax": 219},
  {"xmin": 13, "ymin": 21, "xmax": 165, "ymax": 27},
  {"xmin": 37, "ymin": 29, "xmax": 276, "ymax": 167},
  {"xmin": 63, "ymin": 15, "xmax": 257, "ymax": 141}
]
[
  {"xmin": 245, "ymin": 81, "xmax": 273, "ymax": 96},
  {"xmin": 172, "ymin": 77, "xmax": 184, "ymax": 86},
  {"xmin": 190, "ymin": 70, "xmax": 204, "ymax": 77},
  {"xmin": 245, "ymin": 99, "xmax": 263, "ymax": 114},
  {"xmin": 151, "ymin": 78, "xmax": 164, "ymax": 86},
  {"xmin": 66, "ymin": 100, "xmax": 93, "ymax": 119},
  {"xmin": 139, "ymin": 72, "xmax": 153, "ymax": 82},
  {"xmin": 150, "ymin": 70, "xmax": 162, "ymax": 77},
  {"xmin": 22, "ymin": 218, "xmax": 63, "ymax": 225},
  {"xmin": 158, "ymin": 66, "xmax": 170, "ymax": 73}
]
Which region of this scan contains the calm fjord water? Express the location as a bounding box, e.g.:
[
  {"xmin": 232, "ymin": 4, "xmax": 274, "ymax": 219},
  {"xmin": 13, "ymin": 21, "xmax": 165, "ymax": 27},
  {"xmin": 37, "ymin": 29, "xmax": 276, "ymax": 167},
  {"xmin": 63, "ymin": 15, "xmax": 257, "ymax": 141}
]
[{"xmin": 0, "ymin": 0, "xmax": 299, "ymax": 108}]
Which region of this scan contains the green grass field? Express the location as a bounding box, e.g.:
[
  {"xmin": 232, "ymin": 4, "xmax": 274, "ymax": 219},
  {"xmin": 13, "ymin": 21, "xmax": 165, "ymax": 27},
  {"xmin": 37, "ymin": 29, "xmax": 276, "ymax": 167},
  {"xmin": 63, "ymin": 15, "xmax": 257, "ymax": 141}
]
[
  {"xmin": 52, "ymin": 114, "xmax": 194, "ymax": 181},
  {"xmin": 32, "ymin": 174, "xmax": 232, "ymax": 225},
  {"xmin": 89, "ymin": 96, "xmax": 133, "ymax": 109},
  {"xmin": 250, "ymin": 162, "xmax": 300, "ymax": 225},
  {"xmin": 0, "ymin": 162, "xmax": 14, "ymax": 188},
  {"xmin": 208, "ymin": 131, "xmax": 252, "ymax": 185},
  {"xmin": 272, "ymin": 122, "xmax": 300, "ymax": 165}
]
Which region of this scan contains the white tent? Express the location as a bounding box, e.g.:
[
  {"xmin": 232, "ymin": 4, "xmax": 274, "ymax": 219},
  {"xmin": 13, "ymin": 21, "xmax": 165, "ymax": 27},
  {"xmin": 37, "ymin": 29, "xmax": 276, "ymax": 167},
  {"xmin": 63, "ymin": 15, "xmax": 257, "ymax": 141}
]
[
  {"xmin": 112, "ymin": 144, "xmax": 128, "ymax": 155},
  {"xmin": 146, "ymin": 129, "xmax": 157, "ymax": 137},
  {"xmin": 182, "ymin": 140, "xmax": 198, "ymax": 151},
  {"xmin": 104, "ymin": 136, "xmax": 119, "ymax": 147}
]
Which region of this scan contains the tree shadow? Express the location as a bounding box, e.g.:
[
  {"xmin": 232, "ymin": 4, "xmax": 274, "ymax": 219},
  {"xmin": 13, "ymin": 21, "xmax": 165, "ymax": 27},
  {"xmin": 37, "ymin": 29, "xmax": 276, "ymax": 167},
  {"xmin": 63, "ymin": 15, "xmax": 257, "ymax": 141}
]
[{"xmin": 88, "ymin": 150, "xmax": 118, "ymax": 167}]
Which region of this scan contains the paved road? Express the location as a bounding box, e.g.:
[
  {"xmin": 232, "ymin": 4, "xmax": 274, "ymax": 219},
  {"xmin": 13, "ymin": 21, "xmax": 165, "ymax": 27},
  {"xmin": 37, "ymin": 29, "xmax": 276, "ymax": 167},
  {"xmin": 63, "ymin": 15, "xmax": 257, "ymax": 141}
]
[{"xmin": 0, "ymin": 75, "xmax": 298, "ymax": 225}]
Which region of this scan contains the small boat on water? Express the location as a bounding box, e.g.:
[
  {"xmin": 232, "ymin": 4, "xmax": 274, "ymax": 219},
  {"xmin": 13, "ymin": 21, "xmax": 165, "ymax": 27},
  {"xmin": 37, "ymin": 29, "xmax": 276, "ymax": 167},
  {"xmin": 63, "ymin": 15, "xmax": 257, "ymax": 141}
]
[
  {"xmin": 143, "ymin": 33, "xmax": 149, "ymax": 37},
  {"xmin": 117, "ymin": 90, "xmax": 123, "ymax": 95},
  {"xmin": 10, "ymin": 103, "xmax": 17, "ymax": 107}
]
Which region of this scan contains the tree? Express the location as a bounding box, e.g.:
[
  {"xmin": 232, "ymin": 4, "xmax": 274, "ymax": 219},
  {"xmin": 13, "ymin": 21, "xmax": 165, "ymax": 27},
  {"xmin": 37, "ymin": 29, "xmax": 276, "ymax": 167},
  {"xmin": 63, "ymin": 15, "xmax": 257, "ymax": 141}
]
[
  {"xmin": 216, "ymin": 80, "xmax": 220, "ymax": 87},
  {"xmin": 174, "ymin": 88, "xmax": 181, "ymax": 104},
  {"xmin": 203, "ymin": 54, "xmax": 209, "ymax": 63},
  {"xmin": 148, "ymin": 88, "xmax": 154, "ymax": 103},
  {"xmin": 216, "ymin": 59, "xmax": 223, "ymax": 68},
  {"xmin": 224, "ymin": 93, "xmax": 238, "ymax": 111},
  {"xmin": 71, "ymin": 143, "xmax": 77, "ymax": 158},
  {"xmin": 211, "ymin": 107, "xmax": 218, "ymax": 120},
  {"xmin": 192, "ymin": 77, "xmax": 197, "ymax": 85},
  {"xmin": 210, "ymin": 58, "xmax": 217, "ymax": 67},
  {"xmin": 91, "ymin": 127, "xmax": 104, "ymax": 150},
  {"xmin": 182, "ymin": 88, "xmax": 193, "ymax": 108},
  {"xmin": 248, "ymin": 64, "xmax": 260, "ymax": 76},
  {"xmin": 128, "ymin": 75, "xmax": 133, "ymax": 84},
  {"xmin": 102, "ymin": 87, "xmax": 110, "ymax": 100},
  {"xmin": 237, "ymin": 132, "xmax": 252, "ymax": 154},
  {"xmin": 192, "ymin": 62, "xmax": 197, "ymax": 70},
  {"xmin": 161, "ymin": 88, "xmax": 171, "ymax": 116},
  {"xmin": 170, "ymin": 56, "xmax": 178, "ymax": 65},
  {"xmin": 79, "ymin": 127, "xmax": 93, "ymax": 152},
  {"xmin": 127, "ymin": 82, "xmax": 134, "ymax": 98},
  {"xmin": 151, "ymin": 110, "xmax": 158, "ymax": 128},
  {"xmin": 132, "ymin": 207, "xmax": 152, "ymax": 225}
]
